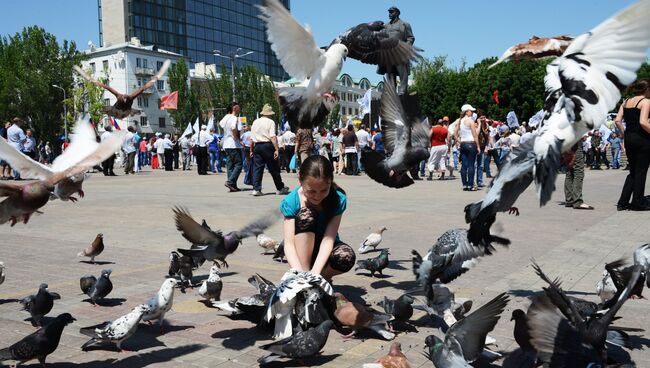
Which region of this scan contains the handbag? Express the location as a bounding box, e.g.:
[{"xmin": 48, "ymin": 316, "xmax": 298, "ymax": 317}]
[{"xmin": 289, "ymin": 154, "xmax": 298, "ymax": 170}]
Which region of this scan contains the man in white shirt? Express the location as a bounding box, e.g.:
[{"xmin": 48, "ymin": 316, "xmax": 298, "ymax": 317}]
[
  {"xmin": 281, "ymin": 129, "xmax": 296, "ymax": 173},
  {"xmin": 101, "ymin": 125, "xmax": 117, "ymax": 176},
  {"xmin": 122, "ymin": 126, "xmax": 137, "ymax": 175},
  {"xmin": 179, "ymin": 133, "xmax": 193, "ymax": 170},
  {"xmin": 7, "ymin": 118, "xmax": 26, "ymax": 180},
  {"xmin": 220, "ymin": 102, "xmax": 243, "ymax": 191},
  {"xmin": 163, "ymin": 133, "xmax": 174, "ymax": 171},
  {"xmin": 250, "ymin": 104, "xmax": 289, "ymax": 196},
  {"xmin": 356, "ymin": 124, "xmax": 371, "ymax": 172},
  {"xmin": 195, "ymin": 125, "xmax": 213, "ymax": 175}
]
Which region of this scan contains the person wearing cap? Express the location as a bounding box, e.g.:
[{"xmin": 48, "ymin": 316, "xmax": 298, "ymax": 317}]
[
  {"xmin": 162, "ymin": 133, "xmax": 174, "ymax": 171},
  {"xmin": 381, "ymin": 6, "xmax": 415, "ymax": 95},
  {"xmin": 454, "ymin": 104, "xmax": 481, "ymax": 191},
  {"xmin": 250, "ymin": 104, "xmax": 290, "ymax": 196},
  {"xmin": 196, "ymin": 124, "xmax": 214, "ymax": 175}
]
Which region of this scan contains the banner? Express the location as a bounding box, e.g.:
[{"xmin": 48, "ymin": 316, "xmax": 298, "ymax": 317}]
[
  {"xmin": 357, "ymin": 89, "xmax": 372, "ymax": 118},
  {"xmin": 160, "ymin": 91, "xmax": 178, "ymax": 110}
]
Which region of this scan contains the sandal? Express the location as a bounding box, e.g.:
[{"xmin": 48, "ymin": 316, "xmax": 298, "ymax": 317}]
[{"xmin": 574, "ymin": 203, "xmax": 594, "ymax": 210}]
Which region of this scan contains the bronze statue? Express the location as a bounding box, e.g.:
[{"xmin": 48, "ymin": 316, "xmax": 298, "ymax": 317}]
[{"xmin": 378, "ymin": 7, "xmax": 415, "ymax": 95}]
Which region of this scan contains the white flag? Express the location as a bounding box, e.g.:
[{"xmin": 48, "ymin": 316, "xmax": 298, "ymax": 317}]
[
  {"xmin": 357, "ymin": 89, "xmax": 372, "ymax": 118},
  {"xmin": 206, "ymin": 116, "xmax": 214, "ymax": 132},
  {"xmin": 181, "ymin": 122, "xmax": 193, "ymax": 137},
  {"xmin": 190, "ymin": 117, "xmax": 200, "ymax": 140}
]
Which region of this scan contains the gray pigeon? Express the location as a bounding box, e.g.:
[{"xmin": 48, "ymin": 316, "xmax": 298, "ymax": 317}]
[
  {"xmin": 355, "ymin": 248, "xmax": 390, "ymax": 277},
  {"xmin": 258, "ymin": 319, "xmax": 334, "ymax": 365},
  {"xmin": 80, "ymin": 304, "xmax": 150, "ymax": 352},
  {"xmin": 213, "ymin": 274, "xmax": 276, "ymax": 320},
  {"xmin": 174, "ymin": 206, "xmax": 280, "ymax": 268},
  {"xmin": 198, "ymin": 265, "xmax": 223, "ymax": 301},
  {"xmin": 379, "ymin": 294, "xmax": 414, "ymax": 331},
  {"xmin": 424, "ymin": 293, "xmax": 509, "ymax": 367},
  {"xmin": 19, "ymin": 283, "xmax": 61, "ymax": 327},
  {"xmin": 80, "ymin": 269, "xmax": 113, "ymax": 305},
  {"xmin": 0, "ymin": 313, "xmax": 75, "ymax": 367},
  {"xmin": 0, "ymin": 261, "xmax": 5, "ymax": 286}
]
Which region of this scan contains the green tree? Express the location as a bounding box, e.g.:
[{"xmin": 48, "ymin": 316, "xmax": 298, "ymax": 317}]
[
  {"xmin": 71, "ymin": 68, "xmax": 107, "ymax": 125},
  {"xmin": 0, "ymin": 26, "xmax": 83, "ymax": 142},
  {"xmin": 167, "ymin": 58, "xmax": 196, "ymax": 129}
]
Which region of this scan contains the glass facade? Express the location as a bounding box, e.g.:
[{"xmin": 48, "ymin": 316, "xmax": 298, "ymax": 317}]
[{"xmin": 126, "ymin": 0, "xmax": 289, "ymax": 81}]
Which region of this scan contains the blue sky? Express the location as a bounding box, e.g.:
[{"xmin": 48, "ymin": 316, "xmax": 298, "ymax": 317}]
[{"xmin": 0, "ymin": 0, "xmax": 642, "ymax": 83}]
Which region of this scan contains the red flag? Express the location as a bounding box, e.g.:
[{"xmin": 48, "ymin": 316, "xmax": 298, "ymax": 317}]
[
  {"xmin": 160, "ymin": 91, "xmax": 178, "ymax": 110},
  {"xmin": 492, "ymin": 90, "xmax": 500, "ymax": 105}
]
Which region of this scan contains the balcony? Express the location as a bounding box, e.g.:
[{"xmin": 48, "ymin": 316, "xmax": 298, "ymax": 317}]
[
  {"xmin": 135, "ymin": 67, "xmax": 154, "ymax": 76},
  {"xmin": 132, "ymin": 85, "xmax": 154, "ymax": 94}
]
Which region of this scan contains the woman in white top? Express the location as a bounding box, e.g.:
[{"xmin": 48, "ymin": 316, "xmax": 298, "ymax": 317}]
[{"xmin": 454, "ymin": 104, "xmax": 481, "ymax": 191}]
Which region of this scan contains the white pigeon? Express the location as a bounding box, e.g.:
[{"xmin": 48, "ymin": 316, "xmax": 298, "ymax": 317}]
[
  {"xmin": 596, "ymin": 269, "xmax": 617, "ymax": 304},
  {"xmin": 0, "ymin": 262, "xmax": 4, "ymax": 285},
  {"xmin": 257, "ymin": 233, "xmax": 279, "ymax": 255},
  {"xmin": 80, "ymin": 304, "xmax": 149, "ymax": 351},
  {"xmin": 264, "ymin": 269, "xmax": 334, "ymax": 339},
  {"xmin": 257, "ymin": 0, "xmax": 348, "ymax": 129},
  {"xmin": 199, "ymin": 265, "xmax": 223, "ymax": 301},
  {"xmin": 141, "ymin": 278, "xmax": 179, "ymax": 331},
  {"xmin": 358, "ymin": 227, "xmax": 387, "ymax": 254},
  {"xmin": 0, "ymin": 116, "xmax": 122, "ymax": 202},
  {"xmin": 532, "ymin": 0, "xmax": 650, "ymax": 205}
]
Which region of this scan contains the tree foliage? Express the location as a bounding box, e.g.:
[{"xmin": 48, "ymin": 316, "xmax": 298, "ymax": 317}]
[
  {"xmin": 71, "ymin": 68, "xmax": 107, "ymax": 125},
  {"xmin": 167, "ymin": 58, "xmax": 195, "ymax": 129},
  {"xmin": 0, "ymin": 26, "xmax": 83, "ymax": 141}
]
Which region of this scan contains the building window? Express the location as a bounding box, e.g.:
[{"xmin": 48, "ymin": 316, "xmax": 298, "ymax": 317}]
[
  {"xmin": 157, "ymin": 60, "xmax": 164, "ymax": 71},
  {"xmin": 158, "ymin": 117, "xmax": 166, "ymax": 128},
  {"xmin": 136, "ymin": 57, "xmax": 142, "ymax": 67},
  {"xmin": 102, "ymin": 60, "xmax": 108, "ymax": 70},
  {"xmin": 156, "ymin": 80, "xmax": 164, "ymax": 91},
  {"xmin": 89, "ymin": 62, "xmax": 96, "ymax": 72},
  {"xmin": 143, "ymin": 58, "xmax": 148, "ymax": 68},
  {"xmin": 140, "ymin": 116, "xmax": 148, "ymax": 127},
  {"xmin": 103, "ymin": 98, "xmax": 110, "ymax": 106},
  {"xmin": 137, "ymin": 97, "xmax": 149, "ymax": 107}
]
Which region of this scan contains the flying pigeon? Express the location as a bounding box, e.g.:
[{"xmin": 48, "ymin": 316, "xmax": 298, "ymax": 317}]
[
  {"xmin": 265, "ymin": 269, "xmax": 334, "ymax": 339},
  {"xmin": 0, "ymin": 117, "xmax": 125, "ymax": 204},
  {"xmin": 80, "ymin": 304, "xmax": 150, "ymax": 352},
  {"xmin": 423, "ymin": 293, "xmax": 509, "ymax": 367},
  {"xmin": 213, "ymin": 273, "xmax": 276, "ymax": 319},
  {"xmin": 490, "ymin": 35, "xmax": 574, "ymax": 68},
  {"xmin": 531, "ymin": 0, "xmax": 650, "ymax": 206},
  {"xmin": 80, "ymin": 269, "xmax": 113, "ymax": 306},
  {"xmin": 0, "ymin": 313, "xmax": 75, "ymax": 367},
  {"xmin": 257, "ymin": 0, "xmax": 347, "ymax": 129},
  {"xmin": 257, "ymin": 319, "xmax": 334, "ymax": 365},
  {"xmin": 74, "ymin": 60, "xmax": 170, "ymax": 119},
  {"xmin": 19, "ymin": 283, "xmax": 61, "ymax": 327},
  {"xmin": 257, "ymin": 233, "xmax": 279, "ymax": 255},
  {"xmin": 330, "ymin": 21, "xmax": 421, "ymax": 70},
  {"xmin": 77, "ymin": 233, "xmax": 105, "ymax": 263},
  {"xmin": 379, "ymin": 294, "xmax": 414, "ymax": 331},
  {"xmin": 361, "ymin": 77, "xmax": 430, "ymax": 188},
  {"xmin": 634, "ymin": 243, "xmax": 650, "ymax": 273},
  {"xmin": 174, "ymin": 206, "xmax": 280, "ymax": 268},
  {"xmin": 142, "ymin": 278, "xmax": 179, "ymax": 332},
  {"xmin": 362, "ymin": 341, "xmax": 411, "ymax": 368},
  {"xmin": 358, "ymin": 227, "xmax": 387, "ymax": 254},
  {"xmin": 198, "ymin": 265, "xmax": 223, "ymax": 301},
  {"xmin": 355, "ymin": 248, "xmax": 390, "ymax": 277},
  {"xmin": 411, "ymin": 228, "xmax": 509, "ymax": 288},
  {"xmin": 333, "ymin": 292, "xmax": 395, "ymax": 340},
  {"xmin": 0, "ymin": 126, "xmax": 126, "ymax": 225},
  {"xmin": 0, "ymin": 262, "xmax": 4, "ymax": 286}
]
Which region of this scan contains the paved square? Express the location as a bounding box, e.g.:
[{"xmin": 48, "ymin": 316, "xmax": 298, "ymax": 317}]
[{"xmin": 0, "ymin": 167, "xmax": 649, "ymax": 367}]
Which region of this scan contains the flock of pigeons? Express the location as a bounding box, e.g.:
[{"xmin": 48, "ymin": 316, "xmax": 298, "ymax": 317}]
[{"xmin": 2, "ymin": 0, "xmax": 650, "ymax": 366}]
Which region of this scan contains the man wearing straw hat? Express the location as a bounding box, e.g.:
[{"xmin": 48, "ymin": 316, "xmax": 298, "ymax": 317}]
[{"xmin": 250, "ymin": 104, "xmax": 290, "ymax": 197}]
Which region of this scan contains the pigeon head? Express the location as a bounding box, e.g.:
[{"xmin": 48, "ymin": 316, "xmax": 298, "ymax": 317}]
[
  {"xmin": 97, "ymin": 233, "xmax": 103, "ymax": 239},
  {"xmin": 388, "ymin": 342, "xmax": 403, "ymax": 355},
  {"xmin": 133, "ymin": 304, "xmax": 151, "ymax": 314},
  {"xmin": 334, "ymin": 292, "xmax": 349, "ymax": 307},
  {"xmin": 424, "ymin": 335, "xmax": 444, "ymax": 353},
  {"xmin": 318, "ymin": 319, "xmax": 334, "ymax": 332},
  {"xmin": 101, "ymin": 269, "xmax": 112, "ymax": 278},
  {"xmin": 170, "ymin": 251, "xmax": 180, "ymax": 261},
  {"xmin": 511, "ymin": 309, "xmax": 526, "ymax": 321},
  {"xmin": 379, "ymin": 227, "xmax": 388, "ymax": 233},
  {"xmin": 39, "ymin": 283, "xmax": 49, "ymax": 290},
  {"xmin": 55, "ymin": 313, "xmax": 76, "ymax": 325},
  {"xmin": 367, "ymin": 21, "xmax": 385, "ymax": 31},
  {"xmin": 209, "ymin": 265, "xmax": 221, "ymax": 277},
  {"xmin": 223, "ymin": 232, "xmax": 242, "ymax": 251},
  {"xmin": 380, "ymin": 249, "xmax": 390, "ymax": 256},
  {"xmin": 399, "ymin": 294, "xmax": 415, "ymax": 305},
  {"xmin": 163, "ymin": 278, "xmax": 180, "ymax": 289},
  {"xmin": 327, "ymin": 43, "xmax": 348, "ymax": 61}
]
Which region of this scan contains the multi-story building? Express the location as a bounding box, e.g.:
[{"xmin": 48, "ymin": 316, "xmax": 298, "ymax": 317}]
[
  {"xmin": 98, "ymin": 0, "xmax": 289, "ymax": 81},
  {"xmin": 80, "ymin": 37, "xmax": 184, "ymax": 134}
]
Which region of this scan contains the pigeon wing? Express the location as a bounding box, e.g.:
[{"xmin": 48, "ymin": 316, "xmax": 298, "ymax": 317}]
[
  {"xmin": 379, "ymin": 76, "xmax": 408, "ymax": 154},
  {"xmin": 173, "ymin": 206, "xmax": 222, "ymax": 245},
  {"xmin": 51, "ymin": 118, "xmax": 100, "ymax": 172},
  {"xmin": 257, "ymin": 0, "xmax": 326, "ymax": 81},
  {"xmin": 129, "ymin": 59, "xmax": 171, "ymax": 99},
  {"xmin": 73, "ymin": 65, "xmax": 122, "ymax": 98},
  {"xmin": 0, "ymin": 182, "xmax": 23, "ymax": 198},
  {"xmin": 8, "ymin": 330, "xmax": 43, "ymax": 361},
  {"xmin": 446, "ymin": 292, "xmax": 509, "ymax": 362},
  {"xmin": 0, "ymin": 137, "xmax": 53, "ymax": 179},
  {"xmin": 234, "ymin": 208, "xmax": 281, "ymax": 239}
]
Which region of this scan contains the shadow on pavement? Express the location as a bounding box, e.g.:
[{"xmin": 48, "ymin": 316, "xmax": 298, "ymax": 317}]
[
  {"xmin": 211, "ymin": 326, "xmax": 272, "ymax": 350},
  {"xmin": 260, "ymin": 353, "xmax": 341, "ymax": 367},
  {"xmin": 44, "ymin": 344, "xmax": 206, "ymax": 367}
]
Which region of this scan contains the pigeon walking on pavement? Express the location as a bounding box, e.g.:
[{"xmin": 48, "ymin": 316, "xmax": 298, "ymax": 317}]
[
  {"xmin": 257, "ymin": 233, "xmax": 280, "ymax": 255},
  {"xmin": 423, "ymin": 293, "xmax": 509, "ymax": 367},
  {"xmin": 174, "ymin": 206, "xmax": 280, "ymax": 268},
  {"xmin": 19, "ymin": 283, "xmax": 61, "ymax": 327},
  {"xmin": 257, "ymin": 319, "xmax": 334, "ymax": 365},
  {"xmin": 363, "ymin": 341, "xmax": 411, "ymax": 368},
  {"xmin": 379, "ymin": 294, "xmax": 414, "ymax": 331},
  {"xmin": 0, "ymin": 313, "xmax": 75, "ymax": 367},
  {"xmin": 334, "ymin": 292, "xmax": 395, "ymax": 340},
  {"xmin": 355, "ymin": 248, "xmax": 390, "ymax": 277},
  {"xmin": 80, "ymin": 269, "xmax": 113, "ymax": 306},
  {"xmin": 358, "ymin": 227, "xmax": 387, "ymax": 254},
  {"xmin": 199, "ymin": 265, "xmax": 223, "ymax": 302},
  {"xmin": 77, "ymin": 233, "xmax": 105, "ymax": 264},
  {"xmin": 142, "ymin": 278, "xmax": 179, "ymax": 332},
  {"xmin": 80, "ymin": 304, "xmax": 150, "ymax": 352}
]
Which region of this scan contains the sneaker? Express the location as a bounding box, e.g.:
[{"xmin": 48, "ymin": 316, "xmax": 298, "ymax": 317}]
[
  {"xmin": 277, "ymin": 186, "xmax": 290, "ymax": 195},
  {"xmin": 251, "ymin": 190, "xmax": 264, "ymax": 196}
]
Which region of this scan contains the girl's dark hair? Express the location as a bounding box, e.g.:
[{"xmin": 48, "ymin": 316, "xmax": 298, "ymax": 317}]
[
  {"xmin": 226, "ymin": 102, "xmax": 240, "ymax": 114},
  {"xmin": 299, "ymin": 155, "xmax": 345, "ymax": 220},
  {"xmin": 628, "ymin": 78, "xmax": 650, "ymax": 95}
]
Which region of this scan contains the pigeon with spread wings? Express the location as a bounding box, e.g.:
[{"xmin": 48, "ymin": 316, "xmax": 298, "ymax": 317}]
[
  {"xmin": 361, "ymin": 77, "xmax": 430, "ymax": 188},
  {"xmin": 490, "ymin": 35, "xmax": 573, "ymax": 68},
  {"xmin": 74, "ymin": 60, "xmax": 170, "ymax": 119}
]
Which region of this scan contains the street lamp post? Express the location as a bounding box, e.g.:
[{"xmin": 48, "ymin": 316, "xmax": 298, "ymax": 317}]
[
  {"xmin": 213, "ymin": 48, "xmax": 254, "ymax": 103},
  {"xmin": 52, "ymin": 84, "xmax": 67, "ymax": 142}
]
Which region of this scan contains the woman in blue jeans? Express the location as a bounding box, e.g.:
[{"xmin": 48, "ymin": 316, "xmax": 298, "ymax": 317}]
[{"xmin": 454, "ymin": 104, "xmax": 481, "ymax": 191}]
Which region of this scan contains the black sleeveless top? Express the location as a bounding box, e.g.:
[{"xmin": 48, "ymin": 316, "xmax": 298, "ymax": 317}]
[{"xmin": 623, "ymin": 98, "xmax": 650, "ymax": 140}]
